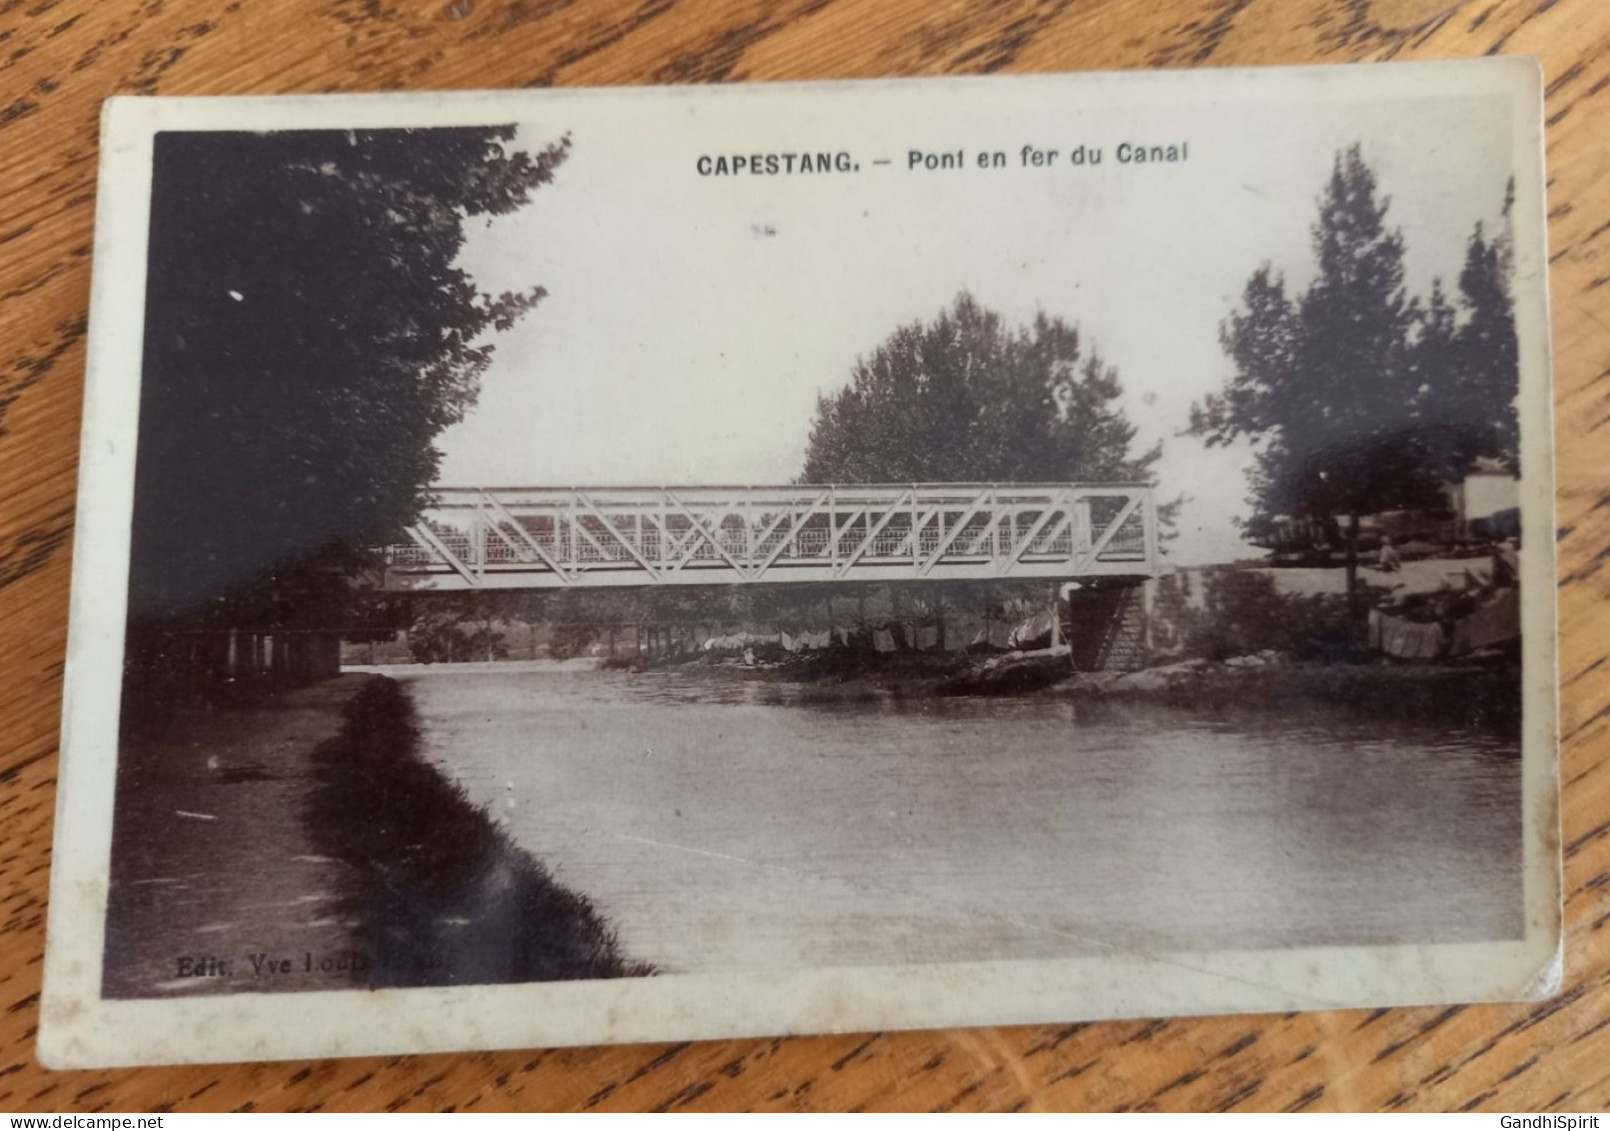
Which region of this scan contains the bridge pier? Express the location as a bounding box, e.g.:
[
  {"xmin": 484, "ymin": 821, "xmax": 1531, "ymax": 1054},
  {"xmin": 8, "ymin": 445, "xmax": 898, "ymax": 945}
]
[
  {"xmin": 1049, "ymin": 582, "xmax": 1062, "ymax": 654},
  {"xmin": 1063, "ymin": 580, "xmax": 1151, "ymax": 672}
]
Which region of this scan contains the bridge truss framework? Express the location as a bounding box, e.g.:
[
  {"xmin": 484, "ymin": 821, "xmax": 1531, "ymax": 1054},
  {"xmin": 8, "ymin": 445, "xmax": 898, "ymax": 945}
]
[{"xmin": 383, "ymin": 483, "xmax": 1159, "ymax": 591}]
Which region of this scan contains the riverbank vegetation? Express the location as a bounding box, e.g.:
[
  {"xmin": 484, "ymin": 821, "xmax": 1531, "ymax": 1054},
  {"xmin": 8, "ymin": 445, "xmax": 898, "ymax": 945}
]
[
  {"xmin": 1069, "ymin": 656, "xmax": 1520, "ymax": 735},
  {"xmin": 640, "ymin": 642, "xmax": 1518, "ymax": 734},
  {"xmin": 1152, "ymin": 568, "xmax": 1362, "ymax": 663},
  {"xmin": 606, "ymin": 562, "xmax": 1520, "ymax": 734},
  {"xmin": 308, "ymin": 678, "xmax": 650, "ymax": 986}
]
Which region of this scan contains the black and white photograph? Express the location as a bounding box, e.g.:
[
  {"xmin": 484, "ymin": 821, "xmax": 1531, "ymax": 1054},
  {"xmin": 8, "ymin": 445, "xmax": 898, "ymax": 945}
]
[{"xmin": 42, "ymin": 59, "xmax": 1558, "ymax": 1066}]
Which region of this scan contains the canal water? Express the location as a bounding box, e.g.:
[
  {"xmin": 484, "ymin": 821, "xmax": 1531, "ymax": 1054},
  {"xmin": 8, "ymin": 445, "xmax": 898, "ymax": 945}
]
[{"xmin": 391, "ymin": 663, "xmax": 1522, "ymax": 975}]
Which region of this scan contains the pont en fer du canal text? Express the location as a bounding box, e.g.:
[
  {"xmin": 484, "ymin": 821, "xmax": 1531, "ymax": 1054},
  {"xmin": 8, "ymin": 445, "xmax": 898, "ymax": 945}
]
[{"xmin": 694, "ymin": 141, "xmax": 1191, "ymax": 177}]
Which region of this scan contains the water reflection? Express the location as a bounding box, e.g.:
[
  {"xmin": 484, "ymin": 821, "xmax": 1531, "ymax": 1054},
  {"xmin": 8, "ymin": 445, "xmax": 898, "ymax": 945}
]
[{"xmin": 394, "ymin": 665, "xmax": 1523, "ymax": 975}]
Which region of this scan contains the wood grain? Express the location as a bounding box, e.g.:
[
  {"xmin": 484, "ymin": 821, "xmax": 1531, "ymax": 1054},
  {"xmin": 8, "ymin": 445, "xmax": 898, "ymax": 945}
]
[{"xmin": 3, "ymin": 0, "xmax": 1608, "ymax": 1112}]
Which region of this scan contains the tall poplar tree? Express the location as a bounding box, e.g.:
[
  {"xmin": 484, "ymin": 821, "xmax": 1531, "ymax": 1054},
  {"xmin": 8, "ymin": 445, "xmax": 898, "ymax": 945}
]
[
  {"xmin": 1191, "ymin": 145, "xmax": 1517, "ymax": 613},
  {"xmin": 1438, "ymin": 186, "xmax": 1520, "ymax": 472}
]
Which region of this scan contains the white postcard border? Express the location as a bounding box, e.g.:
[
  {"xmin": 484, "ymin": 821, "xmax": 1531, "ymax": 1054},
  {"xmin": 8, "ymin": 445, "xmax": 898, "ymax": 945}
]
[{"xmin": 42, "ymin": 58, "xmax": 1560, "ymax": 1068}]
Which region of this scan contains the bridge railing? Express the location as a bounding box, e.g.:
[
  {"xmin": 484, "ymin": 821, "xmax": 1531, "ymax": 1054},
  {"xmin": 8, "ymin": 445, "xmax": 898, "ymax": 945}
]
[{"xmin": 383, "ymin": 483, "xmax": 1158, "ymax": 589}]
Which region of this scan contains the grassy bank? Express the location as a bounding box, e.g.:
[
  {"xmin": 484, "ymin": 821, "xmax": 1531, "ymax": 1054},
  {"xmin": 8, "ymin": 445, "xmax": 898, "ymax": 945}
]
[
  {"xmin": 104, "ymin": 675, "xmax": 378, "ymax": 999},
  {"xmin": 307, "ymin": 678, "xmax": 651, "ymax": 987}
]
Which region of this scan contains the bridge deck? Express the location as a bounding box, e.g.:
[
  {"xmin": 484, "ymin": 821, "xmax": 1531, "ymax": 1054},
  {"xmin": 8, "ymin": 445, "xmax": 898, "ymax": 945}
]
[{"xmin": 384, "ymin": 483, "xmax": 1159, "ymax": 590}]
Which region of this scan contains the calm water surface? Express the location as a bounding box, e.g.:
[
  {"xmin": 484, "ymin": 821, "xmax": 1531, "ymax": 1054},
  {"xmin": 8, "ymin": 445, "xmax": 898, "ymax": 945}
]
[{"xmin": 392, "ymin": 664, "xmax": 1522, "ymax": 974}]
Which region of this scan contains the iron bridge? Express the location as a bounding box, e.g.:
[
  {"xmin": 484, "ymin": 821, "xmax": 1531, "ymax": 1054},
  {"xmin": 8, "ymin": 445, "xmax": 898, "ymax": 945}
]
[{"xmin": 383, "ymin": 483, "xmax": 1159, "ymax": 590}]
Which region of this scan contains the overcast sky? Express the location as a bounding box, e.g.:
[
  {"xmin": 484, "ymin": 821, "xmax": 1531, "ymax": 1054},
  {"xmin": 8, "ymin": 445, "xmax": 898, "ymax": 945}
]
[{"xmin": 434, "ymin": 72, "xmax": 1518, "ymax": 564}]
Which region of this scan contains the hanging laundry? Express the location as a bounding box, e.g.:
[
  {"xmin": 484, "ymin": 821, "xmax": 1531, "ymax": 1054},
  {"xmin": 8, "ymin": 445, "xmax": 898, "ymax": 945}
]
[
  {"xmin": 1010, "ymin": 611, "xmax": 1054, "ymax": 649},
  {"xmin": 1374, "ymin": 614, "xmax": 1446, "ymax": 659}
]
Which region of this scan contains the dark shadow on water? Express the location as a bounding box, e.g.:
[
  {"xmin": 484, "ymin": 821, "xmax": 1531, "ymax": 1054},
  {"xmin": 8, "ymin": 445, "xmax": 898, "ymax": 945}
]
[
  {"xmin": 618, "ymin": 652, "xmax": 1523, "ymax": 750},
  {"xmin": 306, "ymin": 677, "xmax": 653, "ymax": 987},
  {"xmin": 1102, "ymin": 662, "xmax": 1525, "ymax": 745}
]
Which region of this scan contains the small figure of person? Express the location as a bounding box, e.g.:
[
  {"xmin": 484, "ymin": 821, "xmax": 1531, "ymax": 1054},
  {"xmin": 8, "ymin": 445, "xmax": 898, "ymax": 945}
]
[{"xmin": 1377, "ymin": 535, "xmax": 1402, "ymax": 573}]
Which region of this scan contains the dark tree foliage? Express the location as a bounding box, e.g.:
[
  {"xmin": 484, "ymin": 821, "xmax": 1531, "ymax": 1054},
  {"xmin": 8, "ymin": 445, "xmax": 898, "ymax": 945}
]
[
  {"xmin": 800, "ymin": 293, "xmax": 1159, "ymax": 485},
  {"xmin": 129, "ymin": 126, "xmax": 570, "ymax": 626},
  {"xmin": 407, "ymin": 597, "xmax": 509, "ymax": 665},
  {"xmin": 1193, "ymin": 147, "xmax": 1433, "ymax": 528},
  {"xmin": 1190, "ymin": 146, "xmax": 1518, "ymax": 607},
  {"xmin": 1421, "ymin": 195, "xmax": 1520, "ymax": 474}
]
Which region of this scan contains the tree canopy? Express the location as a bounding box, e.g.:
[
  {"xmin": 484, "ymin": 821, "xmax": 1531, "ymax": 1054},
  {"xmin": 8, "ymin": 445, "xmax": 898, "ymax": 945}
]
[
  {"xmin": 1190, "ymin": 145, "xmax": 1519, "ymax": 548},
  {"xmin": 1420, "ymin": 201, "xmax": 1520, "ymax": 475},
  {"xmin": 128, "ymin": 126, "xmax": 569, "ymax": 625},
  {"xmin": 800, "ymin": 293, "xmax": 1158, "ymax": 485}
]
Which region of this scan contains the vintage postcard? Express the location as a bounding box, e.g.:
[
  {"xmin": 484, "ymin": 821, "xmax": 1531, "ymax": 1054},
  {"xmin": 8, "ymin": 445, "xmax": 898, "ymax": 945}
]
[{"xmin": 42, "ymin": 57, "xmax": 1558, "ymax": 1067}]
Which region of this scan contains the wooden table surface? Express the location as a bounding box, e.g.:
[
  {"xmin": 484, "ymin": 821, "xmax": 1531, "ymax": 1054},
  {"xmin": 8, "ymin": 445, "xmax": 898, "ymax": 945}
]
[{"xmin": 2, "ymin": 0, "xmax": 1608, "ymax": 1113}]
